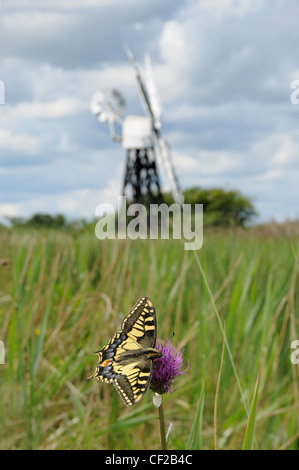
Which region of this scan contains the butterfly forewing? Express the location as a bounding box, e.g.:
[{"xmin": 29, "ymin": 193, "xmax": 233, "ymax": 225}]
[
  {"xmin": 121, "ymin": 297, "xmax": 157, "ymax": 348},
  {"xmin": 89, "ymin": 296, "xmax": 162, "ymax": 406}
]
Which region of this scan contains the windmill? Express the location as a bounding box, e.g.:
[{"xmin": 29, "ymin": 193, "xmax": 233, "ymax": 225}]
[{"xmin": 91, "ymin": 44, "xmax": 183, "ymax": 208}]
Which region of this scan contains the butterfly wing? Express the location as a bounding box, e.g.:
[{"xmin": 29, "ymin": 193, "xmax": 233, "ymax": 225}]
[
  {"xmin": 87, "ymin": 330, "xmax": 127, "ymax": 383},
  {"xmin": 121, "ymin": 296, "xmax": 157, "ymax": 349},
  {"xmin": 113, "ymin": 358, "xmax": 153, "ymax": 406}
]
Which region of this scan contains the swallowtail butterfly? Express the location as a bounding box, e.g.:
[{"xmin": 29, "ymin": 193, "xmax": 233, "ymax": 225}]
[{"xmin": 88, "ymin": 297, "xmax": 162, "ymax": 406}]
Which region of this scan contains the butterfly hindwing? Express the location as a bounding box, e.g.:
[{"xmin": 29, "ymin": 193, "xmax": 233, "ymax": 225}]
[
  {"xmin": 90, "ymin": 331, "xmax": 127, "ymax": 383},
  {"xmin": 113, "ymin": 360, "xmax": 153, "ymax": 406},
  {"xmin": 89, "ymin": 297, "xmax": 162, "ymax": 406}
]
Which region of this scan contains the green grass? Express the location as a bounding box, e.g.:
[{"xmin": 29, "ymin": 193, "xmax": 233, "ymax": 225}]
[{"xmin": 0, "ymin": 225, "xmax": 298, "ymax": 449}]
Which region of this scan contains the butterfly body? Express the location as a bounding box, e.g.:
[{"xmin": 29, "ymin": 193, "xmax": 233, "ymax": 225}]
[{"xmin": 88, "ymin": 297, "xmax": 162, "ymax": 406}]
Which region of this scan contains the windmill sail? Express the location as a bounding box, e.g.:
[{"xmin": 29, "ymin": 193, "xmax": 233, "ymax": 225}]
[
  {"xmin": 153, "ymin": 134, "xmax": 183, "ymax": 206},
  {"xmin": 123, "ymin": 44, "xmax": 154, "ymax": 120},
  {"xmin": 144, "ymin": 54, "xmax": 162, "ymax": 131},
  {"xmin": 92, "ymin": 45, "xmax": 184, "ymax": 207},
  {"xmin": 124, "ymin": 44, "xmax": 184, "ymax": 206},
  {"xmin": 90, "ymin": 88, "xmax": 125, "ymax": 142}
]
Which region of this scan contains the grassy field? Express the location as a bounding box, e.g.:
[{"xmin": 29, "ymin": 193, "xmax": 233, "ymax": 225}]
[{"xmin": 0, "ymin": 224, "xmax": 298, "ymax": 450}]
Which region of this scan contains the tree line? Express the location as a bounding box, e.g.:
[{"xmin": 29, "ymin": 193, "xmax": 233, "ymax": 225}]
[{"xmin": 5, "ymin": 186, "xmax": 257, "ymax": 229}]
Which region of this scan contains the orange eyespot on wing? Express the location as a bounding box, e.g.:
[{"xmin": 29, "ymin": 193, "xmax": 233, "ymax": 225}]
[{"xmin": 102, "ymin": 359, "xmax": 112, "ymax": 367}]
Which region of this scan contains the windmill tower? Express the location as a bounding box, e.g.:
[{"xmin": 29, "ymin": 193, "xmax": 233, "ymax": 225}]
[{"xmin": 91, "ymin": 45, "xmax": 183, "ymax": 208}]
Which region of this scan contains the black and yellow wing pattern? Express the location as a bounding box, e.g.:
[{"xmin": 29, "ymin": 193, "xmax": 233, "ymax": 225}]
[{"xmin": 88, "ymin": 297, "xmax": 162, "ymax": 406}]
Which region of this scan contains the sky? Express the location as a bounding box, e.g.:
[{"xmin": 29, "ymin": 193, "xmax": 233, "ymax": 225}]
[{"xmin": 0, "ymin": 0, "xmax": 299, "ymax": 224}]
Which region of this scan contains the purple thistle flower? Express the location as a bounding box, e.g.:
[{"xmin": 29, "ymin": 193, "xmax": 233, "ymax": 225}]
[{"xmin": 150, "ymin": 337, "xmax": 188, "ymax": 395}]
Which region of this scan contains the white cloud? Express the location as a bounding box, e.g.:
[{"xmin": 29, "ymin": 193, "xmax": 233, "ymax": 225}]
[
  {"xmin": 272, "ymin": 137, "xmax": 296, "ymax": 166},
  {"xmin": 159, "ymin": 21, "xmax": 189, "ymax": 68},
  {"xmin": 0, "ymin": 182, "xmax": 121, "ymax": 221},
  {"xmin": 172, "ymin": 151, "xmax": 199, "ymax": 173},
  {"xmin": 12, "ymin": 98, "xmax": 84, "ymax": 119},
  {"xmin": 0, "ymin": 129, "xmax": 40, "ymax": 153},
  {"xmin": 264, "ymin": 169, "xmax": 283, "ymax": 181},
  {"xmin": 0, "ymin": 203, "xmax": 21, "ymax": 217}
]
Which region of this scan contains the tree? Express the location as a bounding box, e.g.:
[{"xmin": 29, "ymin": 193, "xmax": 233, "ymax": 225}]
[
  {"xmin": 7, "ymin": 213, "xmax": 67, "ymax": 228},
  {"xmin": 164, "ymin": 186, "xmax": 257, "ymax": 227},
  {"xmin": 26, "ymin": 213, "xmax": 66, "ymax": 228},
  {"xmin": 183, "ymin": 186, "xmax": 257, "ymax": 227}
]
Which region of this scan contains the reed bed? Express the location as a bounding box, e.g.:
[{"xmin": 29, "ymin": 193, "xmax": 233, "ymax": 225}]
[{"xmin": 0, "ymin": 226, "xmax": 298, "ymax": 449}]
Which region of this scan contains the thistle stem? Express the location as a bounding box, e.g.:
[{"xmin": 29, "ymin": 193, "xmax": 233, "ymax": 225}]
[{"xmin": 157, "ymin": 397, "xmax": 167, "ymax": 450}]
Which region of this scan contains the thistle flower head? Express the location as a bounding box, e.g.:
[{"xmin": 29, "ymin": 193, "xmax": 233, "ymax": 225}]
[{"xmin": 150, "ymin": 337, "xmax": 188, "ymax": 395}]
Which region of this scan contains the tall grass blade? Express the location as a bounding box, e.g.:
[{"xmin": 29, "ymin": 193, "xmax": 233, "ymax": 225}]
[
  {"xmin": 31, "ymin": 300, "xmax": 51, "ymax": 381},
  {"xmin": 187, "ymin": 364, "xmax": 205, "ymax": 450},
  {"xmin": 191, "ymin": 247, "xmax": 249, "ymax": 417},
  {"xmin": 242, "ymin": 372, "xmax": 260, "ymax": 450}
]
